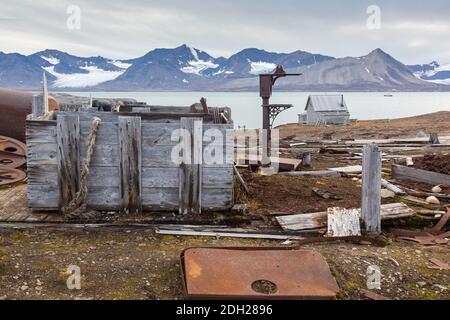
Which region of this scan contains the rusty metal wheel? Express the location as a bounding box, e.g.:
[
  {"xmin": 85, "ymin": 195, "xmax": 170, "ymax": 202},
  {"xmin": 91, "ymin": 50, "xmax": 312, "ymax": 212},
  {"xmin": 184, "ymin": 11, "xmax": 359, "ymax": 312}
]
[
  {"xmin": 0, "ymin": 136, "xmax": 27, "ymax": 169},
  {"xmin": 0, "ymin": 168, "xmax": 26, "ymax": 186}
]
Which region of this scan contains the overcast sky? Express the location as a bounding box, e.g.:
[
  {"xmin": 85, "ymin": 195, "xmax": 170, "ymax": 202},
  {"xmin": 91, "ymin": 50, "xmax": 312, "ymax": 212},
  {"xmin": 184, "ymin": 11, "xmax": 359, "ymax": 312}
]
[{"xmin": 1, "ymin": 0, "xmax": 449, "ymax": 64}]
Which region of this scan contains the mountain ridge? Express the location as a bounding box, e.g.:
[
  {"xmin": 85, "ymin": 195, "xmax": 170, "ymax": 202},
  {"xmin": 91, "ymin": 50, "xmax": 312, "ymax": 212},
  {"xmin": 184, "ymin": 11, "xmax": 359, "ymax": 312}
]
[{"xmin": 0, "ymin": 45, "xmax": 448, "ymax": 91}]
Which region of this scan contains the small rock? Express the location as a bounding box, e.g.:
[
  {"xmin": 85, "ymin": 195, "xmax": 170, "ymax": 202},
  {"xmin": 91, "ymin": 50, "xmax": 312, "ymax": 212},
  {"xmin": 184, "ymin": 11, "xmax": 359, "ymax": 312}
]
[
  {"xmin": 417, "ymin": 281, "xmax": 426, "ymax": 287},
  {"xmin": 0, "ymin": 295, "xmax": 7, "ymax": 300},
  {"xmin": 426, "ymin": 196, "xmax": 440, "ymax": 205},
  {"xmin": 20, "ymin": 285, "xmax": 29, "ymax": 291},
  {"xmin": 432, "ymin": 185, "xmax": 442, "ymax": 193}
]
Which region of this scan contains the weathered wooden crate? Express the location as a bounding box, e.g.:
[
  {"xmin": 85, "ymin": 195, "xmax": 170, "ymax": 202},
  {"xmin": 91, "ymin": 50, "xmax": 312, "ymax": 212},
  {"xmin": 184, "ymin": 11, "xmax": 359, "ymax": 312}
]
[{"xmin": 26, "ymin": 111, "xmax": 234, "ymax": 213}]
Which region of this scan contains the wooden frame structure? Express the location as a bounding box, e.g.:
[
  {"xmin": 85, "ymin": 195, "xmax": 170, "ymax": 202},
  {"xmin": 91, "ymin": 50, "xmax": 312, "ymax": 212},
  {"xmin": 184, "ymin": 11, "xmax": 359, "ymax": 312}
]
[{"xmin": 26, "ymin": 110, "xmax": 234, "ymax": 214}]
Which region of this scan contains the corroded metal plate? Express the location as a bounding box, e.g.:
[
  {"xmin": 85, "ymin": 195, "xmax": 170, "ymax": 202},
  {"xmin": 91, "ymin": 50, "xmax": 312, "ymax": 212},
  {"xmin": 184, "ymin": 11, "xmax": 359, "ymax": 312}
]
[{"xmin": 181, "ymin": 248, "xmax": 339, "ymax": 300}]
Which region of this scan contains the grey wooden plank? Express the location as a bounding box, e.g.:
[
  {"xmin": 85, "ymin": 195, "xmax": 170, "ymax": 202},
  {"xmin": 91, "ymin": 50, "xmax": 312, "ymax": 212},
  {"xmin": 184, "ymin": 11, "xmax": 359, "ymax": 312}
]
[
  {"xmin": 392, "ymin": 164, "xmax": 450, "ymax": 187},
  {"xmin": 27, "ymin": 143, "xmax": 58, "ymax": 165},
  {"xmin": 84, "ymin": 166, "xmax": 232, "ymax": 189},
  {"xmin": 361, "ymin": 143, "xmax": 381, "ymax": 235},
  {"xmin": 57, "ymin": 114, "xmax": 80, "ymax": 209},
  {"xmin": 118, "ymin": 116, "xmax": 142, "ymax": 215},
  {"xmin": 202, "ymin": 188, "xmax": 233, "ymax": 209},
  {"xmin": 59, "ymin": 111, "xmax": 215, "ymax": 123},
  {"xmin": 179, "ymin": 118, "xmax": 203, "ymax": 214},
  {"xmin": 26, "ymin": 121, "xmax": 57, "ymax": 143}
]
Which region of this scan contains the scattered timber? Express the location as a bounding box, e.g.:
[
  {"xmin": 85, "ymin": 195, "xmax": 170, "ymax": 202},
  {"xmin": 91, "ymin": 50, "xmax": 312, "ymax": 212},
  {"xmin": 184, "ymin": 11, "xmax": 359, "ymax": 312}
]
[
  {"xmin": 276, "ymin": 203, "xmax": 414, "ymax": 232},
  {"xmin": 392, "ymin": 164, "xmax": 450, "ymax": 187}
]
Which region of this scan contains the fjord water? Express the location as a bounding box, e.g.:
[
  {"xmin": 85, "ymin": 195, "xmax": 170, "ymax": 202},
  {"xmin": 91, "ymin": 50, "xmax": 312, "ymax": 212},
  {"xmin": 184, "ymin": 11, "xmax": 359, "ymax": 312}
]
[{"xmin": 69, "ymin": 92, "xmax": 450, "ymax": 128}]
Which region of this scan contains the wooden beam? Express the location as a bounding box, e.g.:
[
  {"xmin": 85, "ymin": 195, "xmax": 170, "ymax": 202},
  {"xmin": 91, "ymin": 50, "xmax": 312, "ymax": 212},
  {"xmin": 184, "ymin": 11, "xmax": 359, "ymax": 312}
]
[
  {"xmin": 276, "ymin": 203, "xmax": 414, "ymax": 231},
  {"xmin": 179, "ymin": 117, "xmax": 203, "ymax": 214},
  {"xmin": 277, "ymin": 170, "xmax": 340, "ymax": 177},
  {"xmin": 392, "ymin": 164, "xmax": 450, "ymax": 187},
  {"xmin": 361, "ymin": 143, "xmax": 381, "ymax": 235},
  {"xmin": 118, "ymin": 116, "xmax": 142, "ymax": 215},
  {"xmin": 381, "ymin": 179, "xmax": 406, "ymax": 195},
  {"xmin": 56, "ymin": 115, "xmax": 80, "ymax": 209}
]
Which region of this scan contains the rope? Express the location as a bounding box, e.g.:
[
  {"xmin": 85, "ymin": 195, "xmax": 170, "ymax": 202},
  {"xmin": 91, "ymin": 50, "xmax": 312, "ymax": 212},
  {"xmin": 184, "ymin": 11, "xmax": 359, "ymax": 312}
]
[{"xmin": 62, "ymin": 117, "xmax": 102, "ymax": 221}]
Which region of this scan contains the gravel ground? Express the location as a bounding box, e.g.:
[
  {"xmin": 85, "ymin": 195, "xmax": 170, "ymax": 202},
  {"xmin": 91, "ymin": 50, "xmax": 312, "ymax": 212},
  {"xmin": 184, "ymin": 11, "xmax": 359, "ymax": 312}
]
[{"xmin": 0, "ymin": 227, "xmax": 448, "ymax": 300}]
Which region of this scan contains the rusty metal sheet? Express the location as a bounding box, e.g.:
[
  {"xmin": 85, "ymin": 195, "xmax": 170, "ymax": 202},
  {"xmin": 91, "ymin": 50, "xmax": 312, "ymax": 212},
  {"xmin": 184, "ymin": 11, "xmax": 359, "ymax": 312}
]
[{"xmin": 181, "ymin": 248, "xmax": 339, "ymax": 300}]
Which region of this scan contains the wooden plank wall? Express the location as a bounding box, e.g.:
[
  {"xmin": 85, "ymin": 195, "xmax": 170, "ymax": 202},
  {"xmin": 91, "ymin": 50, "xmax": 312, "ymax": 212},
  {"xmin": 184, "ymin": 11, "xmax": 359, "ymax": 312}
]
[{"xmin": 26, "ymin": 112, "xmax": 234, "ymax": 212}]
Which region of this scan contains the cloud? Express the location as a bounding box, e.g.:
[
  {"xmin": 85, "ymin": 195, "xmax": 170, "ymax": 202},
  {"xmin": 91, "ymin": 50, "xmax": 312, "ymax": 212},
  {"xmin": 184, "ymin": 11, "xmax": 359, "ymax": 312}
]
[{"xmin": 0, "ymin": 0, "xmax": 449, "ymax": 64}]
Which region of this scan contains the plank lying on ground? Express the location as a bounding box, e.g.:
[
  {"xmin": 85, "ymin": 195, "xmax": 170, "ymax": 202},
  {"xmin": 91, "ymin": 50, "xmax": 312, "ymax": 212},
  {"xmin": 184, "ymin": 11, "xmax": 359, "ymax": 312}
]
[
  {"xmin": 277, "ymin": 170, "xmax": 340, "ymax": 177},
  {"xmin": 381, "ymin": 179, "xmax": 406, "ymax": 195},
  {"xmin": 155, "ymin": 229, "xmax": 305, "ymax": 240},
  {"xmin": 329, "ymin": 165, "xmax": 363, "ymax": 173},
  {"xmin": 392, "ymin": 164, "xmax": 450, "ymax": 187},
  {"xmin": 276, "ymin": 203, "xmax": 415, "ymax": 231},
  {"xmin": 327, "ymin": 208, "xmax": 361, "ymax": 237}
]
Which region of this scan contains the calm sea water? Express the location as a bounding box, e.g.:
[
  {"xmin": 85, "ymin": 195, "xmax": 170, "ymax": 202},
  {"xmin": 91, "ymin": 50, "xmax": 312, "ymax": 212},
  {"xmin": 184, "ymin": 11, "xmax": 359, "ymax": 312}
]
[{"xmin": 67, "ymin": 92, "xmax": 450, "ymax": 128}]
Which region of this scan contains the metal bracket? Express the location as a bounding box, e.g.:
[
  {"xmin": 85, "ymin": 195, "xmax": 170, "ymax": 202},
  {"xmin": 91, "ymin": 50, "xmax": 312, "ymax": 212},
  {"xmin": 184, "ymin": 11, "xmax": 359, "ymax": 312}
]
[{"xmin": 268, "ymin": 104, "xmax": 293, "ymax": 127}]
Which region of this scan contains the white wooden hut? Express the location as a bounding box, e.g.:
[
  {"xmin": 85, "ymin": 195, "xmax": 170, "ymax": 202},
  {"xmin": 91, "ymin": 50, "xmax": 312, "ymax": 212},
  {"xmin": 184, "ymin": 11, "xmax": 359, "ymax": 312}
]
[{"xmin": 298, "ymin": 95, "xmax": 350, "ymax": 125}]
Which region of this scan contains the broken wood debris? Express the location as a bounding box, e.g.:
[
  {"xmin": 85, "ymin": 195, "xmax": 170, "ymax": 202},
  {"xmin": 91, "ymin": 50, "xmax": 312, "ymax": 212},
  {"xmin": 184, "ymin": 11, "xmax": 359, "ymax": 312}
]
[
  {"xmin": 276, "ymin": 203, "xmax": 415, "ymax": 232},
  {"xmin": 326, "ymin": 207, "xmax": 361, "ymax": 237},
  {"xmin": 381, "ymin": 179, "xmax": 406, "ymax": 195},
  {"xmin": 428, "ymin": 258, "xmax": 450, "ymax": 270},
  {"xmin": 313, "ymin": 188, "xmax": 343, "ymax": 200},
  {"xmin": 359, "ymin": 289, "xmax": 391, "ymax": 300}
]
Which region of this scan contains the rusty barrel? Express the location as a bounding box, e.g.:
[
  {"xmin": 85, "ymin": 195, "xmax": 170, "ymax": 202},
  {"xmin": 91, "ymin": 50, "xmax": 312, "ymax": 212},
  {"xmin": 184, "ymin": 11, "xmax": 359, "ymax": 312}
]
[{"xmin": 0, "ymin": 88, "xmax": 58, "ymax": 142}]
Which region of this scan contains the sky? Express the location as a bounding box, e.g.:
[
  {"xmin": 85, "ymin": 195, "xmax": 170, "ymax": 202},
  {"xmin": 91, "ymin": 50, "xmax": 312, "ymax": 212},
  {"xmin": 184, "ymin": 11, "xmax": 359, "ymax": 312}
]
[{"xmin": 1, "ymin": 0, "xmax": 450, "ymax": 64}]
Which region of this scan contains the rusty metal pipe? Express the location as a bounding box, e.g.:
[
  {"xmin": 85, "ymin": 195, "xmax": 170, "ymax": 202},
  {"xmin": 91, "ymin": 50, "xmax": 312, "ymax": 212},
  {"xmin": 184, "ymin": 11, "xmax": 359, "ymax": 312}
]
[{"xmin": 0, "ymin": 88, "xmax": 58, "ymax": 142}]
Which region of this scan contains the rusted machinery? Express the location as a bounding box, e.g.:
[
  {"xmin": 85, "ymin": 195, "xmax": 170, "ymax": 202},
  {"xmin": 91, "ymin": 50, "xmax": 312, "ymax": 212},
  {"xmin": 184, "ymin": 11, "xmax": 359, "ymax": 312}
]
[
  {"xmin": 0, "ymin": 88, "xmax": 58, "ymax": 142},
  {"xmin": 0, "ymin": 135, "xmax": 27, "ymax": 186},
  {"xmin": 259, "ymin": 66, "xmax": 301, "ymax": 145}
]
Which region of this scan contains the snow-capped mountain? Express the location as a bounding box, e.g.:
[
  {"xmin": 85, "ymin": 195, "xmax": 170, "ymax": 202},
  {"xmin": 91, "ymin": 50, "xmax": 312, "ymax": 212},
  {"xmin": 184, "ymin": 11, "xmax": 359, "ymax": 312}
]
[
  {"xmin": 220, "ymin": 49, "xmax": 437, "ymax": 91},
  {"xmin": 28, "ymin": 49, "xmax": 131, "ymax": 88},
  {"xmin": 408, "ymin": 61, "xmax": 450, "ymax": 85},
  {"xmin": 0, "ymin": 45, "xmax": 448, "ymax": 91}
]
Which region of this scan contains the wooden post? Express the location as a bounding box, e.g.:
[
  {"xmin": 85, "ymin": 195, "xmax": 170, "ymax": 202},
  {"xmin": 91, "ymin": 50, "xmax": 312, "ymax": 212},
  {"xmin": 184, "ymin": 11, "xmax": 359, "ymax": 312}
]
[
  {"xmin": 179, "ymin": 117, "xmax": 203, "ymax": 214},
  {"xmin": 361, "ymin": 143, "xmax": 381, "ymax": 235},
  {"xmin": 42, "ymin": 72, "xmax": 49, "ymax": 113},
  {"xmin": 57, "ymin": 115, "xmax": 80, "ymax": 210},
  {"xmin": 31, "ymin": 94, "xmax": 48, "ymax": 118},
  {"xmin": 118, "ymin": 116, "xmax": 142, "ymax": 215}
]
